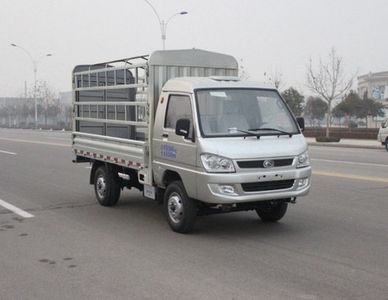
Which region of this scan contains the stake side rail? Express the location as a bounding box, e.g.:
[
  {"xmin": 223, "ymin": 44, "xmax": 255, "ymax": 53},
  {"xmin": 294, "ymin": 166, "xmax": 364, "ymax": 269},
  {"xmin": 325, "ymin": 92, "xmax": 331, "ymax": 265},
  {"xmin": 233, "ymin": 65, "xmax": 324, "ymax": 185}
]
[
  {"xmin": 73, "ymin": 63, "xmax": 148, "ymax": 91},
  {"xmin": 72, "ymin": 61, "xmax": 153, "ymax": 185},
  {"xmin": 74, "ymin": 101, "xmax": 148, "ymax": 127}
]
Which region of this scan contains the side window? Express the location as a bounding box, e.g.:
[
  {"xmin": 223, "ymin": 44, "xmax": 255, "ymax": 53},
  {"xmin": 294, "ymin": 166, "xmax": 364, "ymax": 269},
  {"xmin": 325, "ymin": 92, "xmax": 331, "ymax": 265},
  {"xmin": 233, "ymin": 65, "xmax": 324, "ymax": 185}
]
[{"xmin": 164, "ymin": 95, "xmax": 192, "ymax": 129}]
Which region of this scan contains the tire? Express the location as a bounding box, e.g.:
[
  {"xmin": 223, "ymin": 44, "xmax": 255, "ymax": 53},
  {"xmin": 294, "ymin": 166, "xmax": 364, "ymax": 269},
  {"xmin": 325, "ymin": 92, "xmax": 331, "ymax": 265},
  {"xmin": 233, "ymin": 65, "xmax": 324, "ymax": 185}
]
[
  {"xmin": 256, "ymin": 200, "xmax": 288, "ymax": 222},
  {"xmin": 385, "ymin": 138, "xmax": 388, "ymax": 152},
  {"xmin": 164, "ymin": 181, "xmax": 197, "ymax": 233},
  {"xmin": 94, "ymin": 165, "xmax": 121, "ymax": 207}
]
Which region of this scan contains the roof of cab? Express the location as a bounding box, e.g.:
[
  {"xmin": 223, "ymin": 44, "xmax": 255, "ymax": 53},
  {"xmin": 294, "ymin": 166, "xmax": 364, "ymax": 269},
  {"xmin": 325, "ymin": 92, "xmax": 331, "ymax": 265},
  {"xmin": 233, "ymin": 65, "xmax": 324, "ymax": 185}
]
[{"xmin": 162, "ymin": 77, "xmax": 276, "ymax": 93}]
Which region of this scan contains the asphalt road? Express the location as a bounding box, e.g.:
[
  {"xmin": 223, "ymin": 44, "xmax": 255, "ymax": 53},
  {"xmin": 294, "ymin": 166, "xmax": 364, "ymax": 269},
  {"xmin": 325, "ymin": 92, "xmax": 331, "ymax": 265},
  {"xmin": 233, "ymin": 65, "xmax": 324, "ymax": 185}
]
[{"xmin": 1, "ymin": 129, "xmax": 388, "ymax": 300}]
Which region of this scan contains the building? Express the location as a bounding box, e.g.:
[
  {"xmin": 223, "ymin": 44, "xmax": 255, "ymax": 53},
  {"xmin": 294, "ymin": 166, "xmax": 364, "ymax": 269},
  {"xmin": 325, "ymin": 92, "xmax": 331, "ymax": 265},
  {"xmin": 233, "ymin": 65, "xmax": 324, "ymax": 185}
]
[
  {"xmin": 0, "ymin": 97, "xmax": 31, "ymax": 106},
  {"xmin": 358, "ymin": 71, "xmax": 388, "ymax": 120},
  {"xmin": 358, "ymin": 71, "xmax": 388, "ymax": 102}
]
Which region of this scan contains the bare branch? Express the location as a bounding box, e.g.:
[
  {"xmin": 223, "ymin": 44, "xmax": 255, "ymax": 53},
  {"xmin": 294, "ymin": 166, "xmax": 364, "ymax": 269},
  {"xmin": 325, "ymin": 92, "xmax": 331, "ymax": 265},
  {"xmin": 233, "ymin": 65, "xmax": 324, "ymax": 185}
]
[{"xmin": 305, "ymin": 48, "xmax": 354, "ymax": 137}]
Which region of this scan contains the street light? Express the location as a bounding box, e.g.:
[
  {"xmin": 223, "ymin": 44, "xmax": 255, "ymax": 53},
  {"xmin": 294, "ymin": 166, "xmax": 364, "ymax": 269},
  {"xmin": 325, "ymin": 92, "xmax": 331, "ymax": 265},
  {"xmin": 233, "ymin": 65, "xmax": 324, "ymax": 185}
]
[
  {"xmin": 143, "ymin": 0, "xmax": 188, "ymax": 50},
  {"xmin": 10, "ymin": 43, "xmax": 52, "ymax": 129}
]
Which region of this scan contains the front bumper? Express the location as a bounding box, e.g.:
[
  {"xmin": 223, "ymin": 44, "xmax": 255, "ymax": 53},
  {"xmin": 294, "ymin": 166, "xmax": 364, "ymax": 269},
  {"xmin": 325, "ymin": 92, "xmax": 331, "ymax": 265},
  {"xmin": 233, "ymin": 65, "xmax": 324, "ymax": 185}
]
[{"xmin": 197, "ymin": 166, "xmax": 312, "ymax": 204}]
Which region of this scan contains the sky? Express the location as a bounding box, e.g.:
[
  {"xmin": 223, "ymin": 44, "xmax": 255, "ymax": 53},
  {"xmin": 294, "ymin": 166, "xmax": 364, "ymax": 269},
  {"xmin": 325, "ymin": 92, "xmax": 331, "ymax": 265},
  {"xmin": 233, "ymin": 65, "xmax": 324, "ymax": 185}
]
[{"xmin": 1, "ymin": 0, "xmax": 387, "ymax": 97}]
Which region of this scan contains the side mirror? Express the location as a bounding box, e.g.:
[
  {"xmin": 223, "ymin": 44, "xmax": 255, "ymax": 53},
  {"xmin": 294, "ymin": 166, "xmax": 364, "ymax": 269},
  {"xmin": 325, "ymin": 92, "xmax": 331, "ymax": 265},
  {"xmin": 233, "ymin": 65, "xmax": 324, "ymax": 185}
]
[
  {"xmin": 175, "ymin": 118, "xmax": 191, "ymax": 138},
  {"xmin": 296, "ymin": 117, "xmax": 305, "ymax": 132}
]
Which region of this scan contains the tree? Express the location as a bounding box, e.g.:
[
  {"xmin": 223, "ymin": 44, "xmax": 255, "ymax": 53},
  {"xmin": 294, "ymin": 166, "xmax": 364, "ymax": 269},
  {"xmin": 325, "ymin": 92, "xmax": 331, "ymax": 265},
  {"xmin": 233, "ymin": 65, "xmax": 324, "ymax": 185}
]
[
  {"xmin": 239, "ymin": 58, "xmax": 249, "ymax": 80},
  {"xmin": 271, "ymin": 71, "xmax": 284, "ymax": 90},
  {"xmin": 281, "ymin": 87, "xmax": 304, "ymax": 116},
  {"xmin": 264, "ymin": 70, "xmax": 285, "ymax": 90},
  {"xmin": 304, "ymin": 96, "xmax": 328, "ymax": 127},
  {"xmin": 28, "ymin": 81, "xmax": 60, "ymax": 128},
  {"xmin": 307, "ymin": 48, "xmax": 354, "ymax": 137},
  {"xmin": 332, "ymin": 91, "xmax": 385, "ymax": 127},
  {"xmin": 332, "ymin": 91, "xmax": 362, "ymax": 120},
  {"xmin": 357, "ymin": 98, "xmax": 385, "ymax": 126}
]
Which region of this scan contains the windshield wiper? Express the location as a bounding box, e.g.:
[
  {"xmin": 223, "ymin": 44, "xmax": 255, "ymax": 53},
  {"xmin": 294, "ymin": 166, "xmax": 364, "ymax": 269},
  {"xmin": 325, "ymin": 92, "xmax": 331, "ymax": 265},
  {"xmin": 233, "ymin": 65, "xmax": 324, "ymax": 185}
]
[
  {"xmin": 248, "ymin": 127, "xmax": 293, "ymax": 137},
  {"xmin": 227, "ymin": 128, "xmax": 260, "ymax": 138}
]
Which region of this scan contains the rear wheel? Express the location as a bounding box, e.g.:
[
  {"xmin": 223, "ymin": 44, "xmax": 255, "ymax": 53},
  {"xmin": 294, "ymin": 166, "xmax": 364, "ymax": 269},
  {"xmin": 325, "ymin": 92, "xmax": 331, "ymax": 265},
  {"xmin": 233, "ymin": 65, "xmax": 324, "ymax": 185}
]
[
  {"xmin": 94, "ymin": 165, "xmax": 121, "ymax": 207},
  {"xmin": 164, "ymin": 181, "xmax": 197, "ymax": 233},
  {"xmin": 256, "ymin": 200, "xmax": 288, "ymax": 222},
  {"xmin": 385, "ymin": 138, "xmax": 388, "ymax": 151}
]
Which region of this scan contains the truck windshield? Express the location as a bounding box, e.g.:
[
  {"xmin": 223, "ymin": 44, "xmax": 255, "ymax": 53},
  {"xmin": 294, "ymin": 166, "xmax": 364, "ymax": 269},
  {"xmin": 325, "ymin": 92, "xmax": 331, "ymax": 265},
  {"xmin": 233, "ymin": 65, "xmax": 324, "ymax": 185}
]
[{"xmin": 195, "ymin": 89, "xmax": 299, "ymax": 137}]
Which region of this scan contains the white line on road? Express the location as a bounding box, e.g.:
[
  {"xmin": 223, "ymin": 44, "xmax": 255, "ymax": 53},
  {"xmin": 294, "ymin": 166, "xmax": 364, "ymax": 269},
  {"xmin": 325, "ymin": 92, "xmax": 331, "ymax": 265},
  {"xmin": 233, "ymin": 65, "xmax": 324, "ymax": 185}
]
[
  {"xmin": 311, "ymin": 158, "xmax": 388, "ymax": 168},
  {"xmin": 0, "ymin": 149, "xmax": 17, "ymax": 155},
  {"xmin": 0, "ymin": 198, "xmax": 34, "ymax": 218},
  {"xmin": 46, "ymin": 137, "xmax": 70, "ymax": 141},
  {"xmin": 0, "ymin": 137, "xmax": 68, "ymax": 147}
]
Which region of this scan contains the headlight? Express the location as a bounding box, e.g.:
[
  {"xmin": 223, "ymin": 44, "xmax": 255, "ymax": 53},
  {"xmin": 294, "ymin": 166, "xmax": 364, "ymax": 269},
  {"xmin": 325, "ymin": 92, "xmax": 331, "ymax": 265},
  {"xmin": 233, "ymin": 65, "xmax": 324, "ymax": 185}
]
[
  {"xmin": 201, "ymin": 154, "xmax": 235, "ymax": 173},
  {"xmin": 296, "ymin": 150, "xmax": 310, "ymax": 168}
]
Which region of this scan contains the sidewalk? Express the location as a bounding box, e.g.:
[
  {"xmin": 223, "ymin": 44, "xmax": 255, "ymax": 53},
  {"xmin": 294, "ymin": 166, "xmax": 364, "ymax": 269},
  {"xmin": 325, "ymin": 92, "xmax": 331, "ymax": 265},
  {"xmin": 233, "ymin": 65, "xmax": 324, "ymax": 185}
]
[{"xmin": 306, "ymin": 137, "xmax": 383, "ymax": 150}]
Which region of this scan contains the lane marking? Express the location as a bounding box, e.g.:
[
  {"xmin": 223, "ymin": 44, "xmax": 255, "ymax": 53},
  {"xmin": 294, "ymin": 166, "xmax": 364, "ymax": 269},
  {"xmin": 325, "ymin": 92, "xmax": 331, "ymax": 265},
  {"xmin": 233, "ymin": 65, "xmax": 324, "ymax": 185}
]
[
  {"xmin": 313, "ymin": 171, "xmax": 388, "ymax": 183},
  {"xmin": 0, "ymin": 137, "xmax": 68, "ymax": 147},
  {"xmin": 0, "ymin": 149, "xmax": 17, "ymax": 155},
  {"xmin": 312, "ymin": 158, "xmax": 388, "ymax": 168},
  {"xmin": 46, "ymin": 137, "xmax": 70, "ymax": 141},
  {"xmin": 0, "ymin": 198, "xmax": 34, "ymax": 218}
]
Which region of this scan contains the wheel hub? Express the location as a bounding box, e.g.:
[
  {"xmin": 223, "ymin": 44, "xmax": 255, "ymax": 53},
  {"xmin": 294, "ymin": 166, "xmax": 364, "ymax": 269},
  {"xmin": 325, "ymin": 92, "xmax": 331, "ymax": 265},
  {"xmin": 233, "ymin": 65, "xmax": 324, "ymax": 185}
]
[
  {"xmin": 168, "ymin": 193, "xmax": 183, "ymax": 224},
  {"xmin": 96, "ymin": 176, "xmax": 106, "ymax": 198}
]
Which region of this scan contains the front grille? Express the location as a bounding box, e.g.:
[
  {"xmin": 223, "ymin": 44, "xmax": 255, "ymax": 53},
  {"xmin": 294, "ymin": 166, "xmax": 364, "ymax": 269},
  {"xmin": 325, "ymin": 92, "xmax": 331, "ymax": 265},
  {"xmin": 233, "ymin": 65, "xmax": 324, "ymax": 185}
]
[
  {"xmin": 237, "ymin": 159, "xmax": 293, "ymax": 169},
  {"xmin": 241, "ymin": 180, "xmax": 295, "ymax": 192}
]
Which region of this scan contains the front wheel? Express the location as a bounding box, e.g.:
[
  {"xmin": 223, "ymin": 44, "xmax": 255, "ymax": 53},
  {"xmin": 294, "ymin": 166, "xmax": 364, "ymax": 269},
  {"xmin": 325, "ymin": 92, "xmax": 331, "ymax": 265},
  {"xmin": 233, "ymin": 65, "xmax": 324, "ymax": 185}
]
[
  {"xmin": 94, "ymin": 165, "xmax": 121, "ymax": 207},
  {"xmin": 164, "ymin": 181, "xmax": 197, "ymax": 233},
  {"xmin": 256, "ymin": 200, "xmax": 288, "ymax": 222}
]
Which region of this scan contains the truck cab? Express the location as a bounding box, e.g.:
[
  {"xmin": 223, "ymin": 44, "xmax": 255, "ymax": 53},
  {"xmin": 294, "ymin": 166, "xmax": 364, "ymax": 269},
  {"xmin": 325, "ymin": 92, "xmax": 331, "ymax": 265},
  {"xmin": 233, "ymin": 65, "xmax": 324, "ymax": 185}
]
[{"xmin": 152, "ymin": 77, "xmax": 311, "ymax": 232}]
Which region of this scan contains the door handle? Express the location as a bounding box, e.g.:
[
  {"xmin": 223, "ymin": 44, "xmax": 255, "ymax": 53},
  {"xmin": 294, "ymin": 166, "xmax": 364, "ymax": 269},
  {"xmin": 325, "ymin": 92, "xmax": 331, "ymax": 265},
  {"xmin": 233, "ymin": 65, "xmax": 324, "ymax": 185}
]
[{"xmin": 162, "ymin": 133, "xmax": 169, "ymax": 138}]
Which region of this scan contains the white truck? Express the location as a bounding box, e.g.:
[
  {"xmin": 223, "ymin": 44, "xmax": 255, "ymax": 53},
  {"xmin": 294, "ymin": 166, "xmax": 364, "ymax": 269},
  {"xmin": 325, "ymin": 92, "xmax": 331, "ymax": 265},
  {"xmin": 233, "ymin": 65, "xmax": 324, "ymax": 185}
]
[
  {"xmin": 72, "ymin": 49, "xmax": 311, "ymax": 233},
  {"xmin": 378, "ymin": 119, "xmax": 388, "ymax": 151}
]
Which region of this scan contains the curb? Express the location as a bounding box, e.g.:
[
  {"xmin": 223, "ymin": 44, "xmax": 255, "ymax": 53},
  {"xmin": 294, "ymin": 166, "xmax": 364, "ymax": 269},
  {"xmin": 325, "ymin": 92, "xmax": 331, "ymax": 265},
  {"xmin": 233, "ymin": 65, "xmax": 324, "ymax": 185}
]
[{"xmin": 308, "ymin": 142, "xmax": 382, "ymax": 150}]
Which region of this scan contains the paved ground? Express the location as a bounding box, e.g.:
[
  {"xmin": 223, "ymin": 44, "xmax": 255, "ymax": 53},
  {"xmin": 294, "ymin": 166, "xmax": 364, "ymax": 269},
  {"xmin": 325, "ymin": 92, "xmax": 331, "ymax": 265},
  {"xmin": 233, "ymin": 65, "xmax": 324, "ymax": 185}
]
[{"xmin": 1, "ymin": 129, "xmax": 388, "ymax": 300}]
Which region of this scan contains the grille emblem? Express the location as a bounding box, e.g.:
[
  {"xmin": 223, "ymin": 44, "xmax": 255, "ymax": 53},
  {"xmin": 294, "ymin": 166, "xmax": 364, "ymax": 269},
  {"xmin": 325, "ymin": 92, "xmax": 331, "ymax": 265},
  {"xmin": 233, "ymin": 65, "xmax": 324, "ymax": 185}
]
[{"xmin": 263, "ymin": 160, "xmax": 274, "ymax": 168}]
